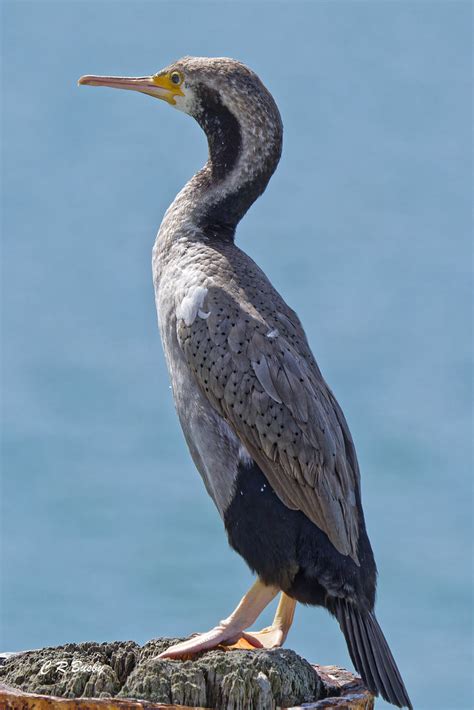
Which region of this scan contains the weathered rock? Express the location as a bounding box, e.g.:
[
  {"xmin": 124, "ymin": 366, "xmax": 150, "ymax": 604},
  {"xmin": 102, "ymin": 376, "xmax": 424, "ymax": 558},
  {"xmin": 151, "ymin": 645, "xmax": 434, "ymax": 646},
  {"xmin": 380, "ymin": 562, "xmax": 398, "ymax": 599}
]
[
  {"xmin": 119, "ymin": 638, "xmax": 319, "ymax": 708},
  {"xmin": 0, "ymin": 639, "xmax": 374, "ymax": 710},
  {"xmin": 0, "ymin": 641, "xmax": 139, "ymax": 700}
]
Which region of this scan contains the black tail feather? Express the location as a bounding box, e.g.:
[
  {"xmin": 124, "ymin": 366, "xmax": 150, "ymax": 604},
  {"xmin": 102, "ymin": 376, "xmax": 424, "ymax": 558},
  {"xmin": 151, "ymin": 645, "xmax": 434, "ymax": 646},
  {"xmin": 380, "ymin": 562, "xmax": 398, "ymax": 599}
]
[{"xmin": 333, "ymin": 598, "xmax": 413, "ymax": 709}]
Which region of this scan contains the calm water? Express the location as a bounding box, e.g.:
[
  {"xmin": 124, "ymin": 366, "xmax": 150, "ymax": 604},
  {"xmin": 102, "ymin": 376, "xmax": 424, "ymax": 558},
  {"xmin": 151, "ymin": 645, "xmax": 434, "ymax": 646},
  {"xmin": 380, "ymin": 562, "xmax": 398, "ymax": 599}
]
[{"xmin": 1, "ymin": 3, "xmax": 472, "ymax": 709}]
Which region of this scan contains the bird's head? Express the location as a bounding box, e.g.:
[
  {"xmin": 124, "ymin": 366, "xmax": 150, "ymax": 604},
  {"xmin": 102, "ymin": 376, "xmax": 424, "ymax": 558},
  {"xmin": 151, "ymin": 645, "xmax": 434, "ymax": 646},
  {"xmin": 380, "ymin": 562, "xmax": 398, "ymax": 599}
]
[
  {"xmin": 79, "ymin": 56, "xmax": 279, "ymax": 123},
  {"xmin": 79, "ymin": 57, "xmax": 283, "ymax": 226}
]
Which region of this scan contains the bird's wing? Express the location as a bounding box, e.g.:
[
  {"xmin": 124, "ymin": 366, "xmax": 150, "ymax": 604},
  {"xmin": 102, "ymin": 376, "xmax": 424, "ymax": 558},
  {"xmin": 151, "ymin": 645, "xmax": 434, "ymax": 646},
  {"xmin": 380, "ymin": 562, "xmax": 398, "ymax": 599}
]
[{"xmin": 177, "ymin": 285, "xmax": 361, "ymax": 563}]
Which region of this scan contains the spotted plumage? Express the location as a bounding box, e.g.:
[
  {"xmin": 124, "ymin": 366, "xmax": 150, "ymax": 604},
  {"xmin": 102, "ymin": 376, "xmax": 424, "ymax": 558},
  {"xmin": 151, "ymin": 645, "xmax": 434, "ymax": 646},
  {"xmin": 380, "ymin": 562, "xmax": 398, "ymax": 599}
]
[
  {"xmin": 173, "ymin": 241, "xmax": 361, "ymax": 562},
  {"xmin": 80, "ymin": 56, "xmax": 412, "ymax": 709}
]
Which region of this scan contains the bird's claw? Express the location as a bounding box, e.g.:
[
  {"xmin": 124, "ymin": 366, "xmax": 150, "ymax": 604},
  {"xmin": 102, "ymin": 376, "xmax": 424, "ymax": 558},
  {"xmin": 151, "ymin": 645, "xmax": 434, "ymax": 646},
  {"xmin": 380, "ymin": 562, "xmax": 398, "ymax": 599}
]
[
  {"xmin": 157, "ymin": 624, "xmax": 244, "ymax": 659},
  {"xmin": 157, "ymin": 624, "xmax": 284, "ymax": 659},
  {"xmin": 240, "ymin": 626, "xmax": 285, "ymax": 649}
]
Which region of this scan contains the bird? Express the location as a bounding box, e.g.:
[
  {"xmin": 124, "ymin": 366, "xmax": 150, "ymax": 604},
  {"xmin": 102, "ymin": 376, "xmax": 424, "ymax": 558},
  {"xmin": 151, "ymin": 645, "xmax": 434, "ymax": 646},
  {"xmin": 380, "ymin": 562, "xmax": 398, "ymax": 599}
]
[{"xmin": 78, "ymin": 56, "xmax": 412, "ymax": 709}]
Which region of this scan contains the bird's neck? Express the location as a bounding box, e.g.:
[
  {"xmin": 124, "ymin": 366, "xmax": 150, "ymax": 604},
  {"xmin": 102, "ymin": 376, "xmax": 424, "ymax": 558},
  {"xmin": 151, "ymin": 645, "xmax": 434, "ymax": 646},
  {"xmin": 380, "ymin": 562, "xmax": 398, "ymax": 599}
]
[{"xmin": 158, "ymin": 91, "xmax": 283, "ymax": 246}]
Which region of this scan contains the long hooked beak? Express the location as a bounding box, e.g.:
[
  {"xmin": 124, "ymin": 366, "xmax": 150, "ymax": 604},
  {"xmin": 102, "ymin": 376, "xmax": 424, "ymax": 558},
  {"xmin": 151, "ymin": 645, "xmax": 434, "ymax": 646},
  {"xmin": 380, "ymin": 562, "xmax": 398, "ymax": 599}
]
[{"xmin": 78, "ymin": 74, "xmax": 184, "ymax": 105}]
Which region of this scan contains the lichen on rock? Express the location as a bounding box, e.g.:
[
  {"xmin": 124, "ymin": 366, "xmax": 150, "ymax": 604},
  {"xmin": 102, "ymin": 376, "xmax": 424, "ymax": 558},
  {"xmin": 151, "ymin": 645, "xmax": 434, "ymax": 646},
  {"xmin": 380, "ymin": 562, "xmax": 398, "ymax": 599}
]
[
  {"xmin": 118, "ymin": 639, "xmax": 319, "ymax": 708},
  {"xmin": 0, "ymin": 638, "xmax": 371, "ymax": 710},
  {"xmin": 0, "ymin": 641, "xmax": 139, "ymax": 700}
]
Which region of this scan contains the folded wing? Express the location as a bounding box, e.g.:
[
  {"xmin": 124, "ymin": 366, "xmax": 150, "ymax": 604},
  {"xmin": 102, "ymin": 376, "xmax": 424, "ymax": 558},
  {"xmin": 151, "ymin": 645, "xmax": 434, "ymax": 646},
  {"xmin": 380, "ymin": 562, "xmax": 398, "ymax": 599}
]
[{"xmin": 177, "ymin": 285, "xmax": 361, "ymax": 564}]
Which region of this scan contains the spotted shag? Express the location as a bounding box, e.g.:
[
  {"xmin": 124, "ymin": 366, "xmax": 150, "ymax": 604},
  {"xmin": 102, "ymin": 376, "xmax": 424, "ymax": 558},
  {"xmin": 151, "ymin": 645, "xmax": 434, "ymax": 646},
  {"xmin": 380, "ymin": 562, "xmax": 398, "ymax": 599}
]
[{"xmin": 79, "ymin": 57, "xmax": 412, "ymax": 709}]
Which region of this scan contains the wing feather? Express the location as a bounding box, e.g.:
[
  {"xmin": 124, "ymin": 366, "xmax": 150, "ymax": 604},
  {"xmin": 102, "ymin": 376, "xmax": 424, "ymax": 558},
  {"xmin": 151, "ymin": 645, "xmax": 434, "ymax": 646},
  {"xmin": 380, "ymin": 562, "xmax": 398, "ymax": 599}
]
[{"xmin": 176, "ymin": 285, "xmax": 361, "ymax": 563}]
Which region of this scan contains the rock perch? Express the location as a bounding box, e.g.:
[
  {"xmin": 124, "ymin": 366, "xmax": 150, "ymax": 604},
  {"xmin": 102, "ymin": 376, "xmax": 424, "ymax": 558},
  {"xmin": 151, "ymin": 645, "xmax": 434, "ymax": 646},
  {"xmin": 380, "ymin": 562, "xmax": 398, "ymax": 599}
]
[{"xmin": 0, "ymin": 639, "xmax": 373, "ymax": 709}]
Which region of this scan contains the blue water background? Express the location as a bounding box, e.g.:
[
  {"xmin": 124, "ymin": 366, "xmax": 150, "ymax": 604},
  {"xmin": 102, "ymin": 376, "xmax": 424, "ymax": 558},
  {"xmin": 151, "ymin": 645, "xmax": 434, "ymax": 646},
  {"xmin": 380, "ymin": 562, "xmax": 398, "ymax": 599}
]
[{"xmin": 1, "ymin": 2, "xmax": 472, "ymax": 708}]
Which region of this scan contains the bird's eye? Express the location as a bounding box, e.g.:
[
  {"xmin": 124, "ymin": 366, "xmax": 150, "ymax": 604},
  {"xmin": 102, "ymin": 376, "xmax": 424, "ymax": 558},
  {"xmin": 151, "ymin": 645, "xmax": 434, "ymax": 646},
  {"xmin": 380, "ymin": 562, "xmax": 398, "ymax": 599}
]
[{"xmin": 170, "ymin": 71, "xmax": 182, "ymax": 86}]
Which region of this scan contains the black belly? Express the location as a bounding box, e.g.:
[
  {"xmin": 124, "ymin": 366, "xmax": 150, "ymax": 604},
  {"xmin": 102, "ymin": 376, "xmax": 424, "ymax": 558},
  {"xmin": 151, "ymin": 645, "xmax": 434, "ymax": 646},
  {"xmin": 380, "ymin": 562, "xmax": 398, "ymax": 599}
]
[{"xmin": 223, "ymin": 460, "xmax": 377, "ymax": 612}]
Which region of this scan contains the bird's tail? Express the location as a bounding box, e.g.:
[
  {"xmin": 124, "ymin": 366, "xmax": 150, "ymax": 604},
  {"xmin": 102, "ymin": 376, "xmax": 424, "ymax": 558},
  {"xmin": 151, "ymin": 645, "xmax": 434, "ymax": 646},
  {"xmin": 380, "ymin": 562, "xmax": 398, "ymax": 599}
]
[{"xmin": 332, "ymin": 598, "xmax": 413, "ymax": 709}]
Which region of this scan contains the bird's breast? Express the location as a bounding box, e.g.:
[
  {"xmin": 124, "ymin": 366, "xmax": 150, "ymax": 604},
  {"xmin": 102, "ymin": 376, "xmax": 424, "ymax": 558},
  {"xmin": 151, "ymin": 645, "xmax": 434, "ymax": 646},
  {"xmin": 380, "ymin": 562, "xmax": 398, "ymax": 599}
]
[{"xmin": 154, "ymin": 253, "xmax": 250, "ymax": 516}]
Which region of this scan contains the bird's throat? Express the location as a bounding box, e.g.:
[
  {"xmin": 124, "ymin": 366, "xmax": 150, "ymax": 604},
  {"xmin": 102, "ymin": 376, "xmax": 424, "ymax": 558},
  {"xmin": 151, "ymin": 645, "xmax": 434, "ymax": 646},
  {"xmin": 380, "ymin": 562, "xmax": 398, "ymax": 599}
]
[
  {"xmin": 191, "ymin": 85, "xmax": 283, "ymax": 238},
  {"xmin": 156, "ymin": 85, "xmax": 283, "ymax": 250},
  {"xmin": 194, "ymin": 83, "xmax": 243, "ymax": 184}
]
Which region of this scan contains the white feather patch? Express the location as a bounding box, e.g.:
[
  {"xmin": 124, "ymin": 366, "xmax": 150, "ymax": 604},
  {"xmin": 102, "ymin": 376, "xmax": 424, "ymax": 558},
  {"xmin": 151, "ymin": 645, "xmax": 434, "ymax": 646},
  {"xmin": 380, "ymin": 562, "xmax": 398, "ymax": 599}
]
[
  {"xmin": 177, "ymin": 286, "xmax": 209, "ymax": 326},
  {"xmin": 238, "ymin": 444, "xmax": 253, "ymax": 468}
]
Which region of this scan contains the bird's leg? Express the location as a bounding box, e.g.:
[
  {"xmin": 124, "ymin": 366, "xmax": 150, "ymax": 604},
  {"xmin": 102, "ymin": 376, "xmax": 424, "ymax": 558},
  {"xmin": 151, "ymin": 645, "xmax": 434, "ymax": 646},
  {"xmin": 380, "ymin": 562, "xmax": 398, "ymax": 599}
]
[
  {"xmin": 158, "ymin": 578, "xmax": 279, "ymax": 659},
  {"xmin": 238, "ymin": 592, "xmax": 296, "ymax": 649}
]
